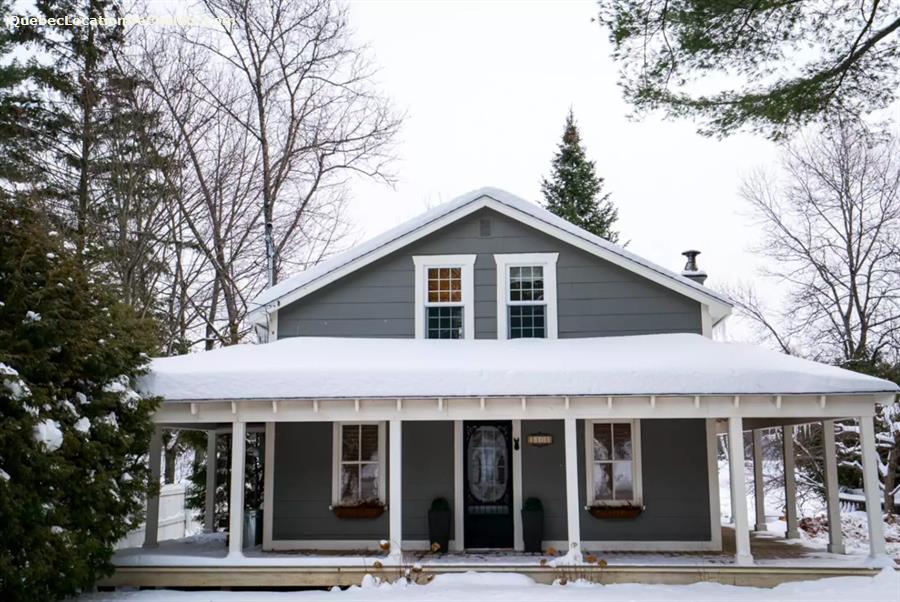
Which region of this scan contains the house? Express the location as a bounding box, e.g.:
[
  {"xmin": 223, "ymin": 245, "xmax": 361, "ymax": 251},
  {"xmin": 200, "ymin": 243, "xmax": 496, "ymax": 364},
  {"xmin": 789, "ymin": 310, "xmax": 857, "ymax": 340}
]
[{"xmin": 121, "ymin": 188, "xmax": 898, "ymax": 588}]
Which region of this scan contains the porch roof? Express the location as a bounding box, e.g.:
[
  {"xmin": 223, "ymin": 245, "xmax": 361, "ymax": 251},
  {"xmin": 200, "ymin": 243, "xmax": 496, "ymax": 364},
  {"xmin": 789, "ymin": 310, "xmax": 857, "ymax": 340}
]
[{"xmin": 139, "ymin": 334, "xmax": 898, "ymax": 402}]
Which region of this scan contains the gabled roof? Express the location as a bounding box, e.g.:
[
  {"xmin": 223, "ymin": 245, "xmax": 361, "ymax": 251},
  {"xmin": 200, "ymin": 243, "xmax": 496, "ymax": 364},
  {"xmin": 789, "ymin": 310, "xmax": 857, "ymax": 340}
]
[{"xmin": 248, "ymin": 187, "xmax": 733, "ymax": 324}]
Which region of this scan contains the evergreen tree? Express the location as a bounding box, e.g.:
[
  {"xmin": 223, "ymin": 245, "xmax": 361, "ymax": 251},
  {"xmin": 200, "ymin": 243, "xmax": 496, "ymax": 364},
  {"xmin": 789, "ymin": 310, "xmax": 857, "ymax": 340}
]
[
  {"xmin": 0, "ymin": 201, "xmax": 159, "ymax": 600},
  {"xmin": 541, "ymin": 110, "xmax": 621, "ymax": 243}
]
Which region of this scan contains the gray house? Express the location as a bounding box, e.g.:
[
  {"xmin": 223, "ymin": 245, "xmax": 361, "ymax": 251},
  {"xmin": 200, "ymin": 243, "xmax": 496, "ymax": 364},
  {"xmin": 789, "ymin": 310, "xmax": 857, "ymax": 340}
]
[{"xmin": 131, "ymin": 188, "xmax": 897, "ymax": 586}]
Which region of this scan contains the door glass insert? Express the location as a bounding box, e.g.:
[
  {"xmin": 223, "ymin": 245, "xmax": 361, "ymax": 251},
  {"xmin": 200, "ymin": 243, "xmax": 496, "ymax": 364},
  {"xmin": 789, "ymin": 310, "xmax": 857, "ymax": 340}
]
[{"xmin": 466, "ymin": 426, "xmax": 508, "ymax": 507}]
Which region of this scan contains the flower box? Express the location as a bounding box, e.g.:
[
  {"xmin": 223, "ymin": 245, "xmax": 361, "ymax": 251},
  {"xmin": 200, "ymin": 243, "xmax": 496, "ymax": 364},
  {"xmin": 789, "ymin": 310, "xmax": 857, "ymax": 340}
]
[
  {"xmin": 332, "ymin": 502, "xmax": 385, "ymax": 519},
  {"xmin": 588, "ymin": 504, "xmax": 643, "ymax": 519}
]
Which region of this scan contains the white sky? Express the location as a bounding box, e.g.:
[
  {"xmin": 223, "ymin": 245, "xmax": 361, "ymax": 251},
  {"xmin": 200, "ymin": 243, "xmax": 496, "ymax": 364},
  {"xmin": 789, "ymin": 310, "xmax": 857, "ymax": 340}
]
[{"xmin": 344, "ymin": 0, "xmax": 778, "ymax": 338}]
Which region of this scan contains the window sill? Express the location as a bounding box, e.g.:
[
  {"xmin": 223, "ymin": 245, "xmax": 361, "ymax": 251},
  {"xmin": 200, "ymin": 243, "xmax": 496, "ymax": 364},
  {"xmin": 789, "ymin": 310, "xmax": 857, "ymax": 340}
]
[
  {"xmin": 331, "ymin": 502, "xmax": 386, "ymax": 519},
  {"xmin": 586, "ymin": 504, "xmax": 643, "ymax": 519}
]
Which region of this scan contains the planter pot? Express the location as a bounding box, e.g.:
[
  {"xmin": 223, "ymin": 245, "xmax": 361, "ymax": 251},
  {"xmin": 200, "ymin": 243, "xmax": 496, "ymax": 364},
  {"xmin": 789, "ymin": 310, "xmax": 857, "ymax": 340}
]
[
  {"xmin": 427, "ymin": 509, "xmax": 451, "ymax": 554},
  {"xmin": 588, "ymin": 505, "xmax": 643, "ymax": 519},
  {"xmin": 332, "ymin": 504, "xmax": 385, "ymax": 519},
  {"xmin": 521, "ymin": 509, "xmax": 543, "ymax": 553}
]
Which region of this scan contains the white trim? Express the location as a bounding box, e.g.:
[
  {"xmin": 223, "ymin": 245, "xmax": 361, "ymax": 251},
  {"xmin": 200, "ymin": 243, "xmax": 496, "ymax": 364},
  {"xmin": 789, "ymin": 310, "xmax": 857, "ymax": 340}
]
[
  {"xmin": 262, "ymin": 422, "xmax": 275, "ymax": 550},
  {"xmin": 143, "ymin": 426, "xmax": 163, "ymax": 548},
  {"xmin": 727, "ymin": 417, "xmax": 753, "ymax": 565},
  {"xmin": 453, "ymin": 421, "xmax": 464, "ymax": 551},
  {"xmin": 204, "ymin": 430, "xmax": 217, "ymax": 533},
  {"xmin": 701, "ymin": 305, "xmax": 712, "ymax": 338},
  {"xmin": 248, "ymin": 191, "xmax": 732, "ymax": 325},
  {"xmin": 153, "ymin": 393, "xmax": 884, "ymax": 425},
  {"xmin": 583, "ymin": 419, "xmax": 643, "ymax": 506},
  {"xmin": 781, "ymin": 425, "xmax": 799, "ymax": 539},
  {"xmin": 705, "ymin": 419, "xmax": 722, "ymax": 551},
  {"xmin": 388, "ymin": 420, "xmax": 402, "ymax": 559},
  {"xmin": 822, "ymin": 420, "xmax": 846, "ymax": 554},
  {"xmin": 859, "ymin": 416, "xmax": 887, "ymax": 558},
  {"xmin": 331, "ymin": 422, "xmax": 386, "ymax": 505},
  {"xmin": 228, "ymin": 421, "xmax": 247, "ymax": 558},
  {"xmin": 413, "ymin": 255, "xmax": 476, "ymax": 339},
  {"xmin": 563, "ymin": 418, "xmax": 582, "ymax": 559},
  {"xmin": 512, "ymin": 419, "xmax": 523, "ymax": 551},
  {"xmin": 545, "ymin": 539, "xmax": 721, "ymax": 552},
  {"xmin": 494, "ymin": 253, "xmax": 558, "ymax": 340},
  {"xmin": 267, "ymin": 310, "xmax": 278, "ymax": 342},
  {"xmin": 752, "ymin": 430, "xmax": 766, "ymax": 532}
]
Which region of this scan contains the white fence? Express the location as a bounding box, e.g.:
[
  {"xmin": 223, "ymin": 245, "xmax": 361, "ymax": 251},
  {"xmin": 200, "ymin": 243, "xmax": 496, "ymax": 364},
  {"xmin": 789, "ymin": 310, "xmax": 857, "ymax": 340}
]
[{"xmin": 116, "ymin": 483, "xmax": 192, "ymax": 549}]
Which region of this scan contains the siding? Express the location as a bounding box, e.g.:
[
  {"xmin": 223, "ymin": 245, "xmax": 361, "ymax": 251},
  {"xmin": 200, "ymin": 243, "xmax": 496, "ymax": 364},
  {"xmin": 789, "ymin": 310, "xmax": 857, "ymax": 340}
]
[{"xmin": 277, "ymin": 208, "xmax": 701, "ymax": 339}]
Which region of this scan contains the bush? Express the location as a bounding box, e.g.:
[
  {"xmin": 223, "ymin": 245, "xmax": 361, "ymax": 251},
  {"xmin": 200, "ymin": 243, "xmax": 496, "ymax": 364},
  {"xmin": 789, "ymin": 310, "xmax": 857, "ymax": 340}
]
[
  {"xmin": 430, "ymin": 497, "xmax": 451, "ymax": 511},
  {"xmin": 0, "ymin": 202, "xmax": 159, "ymax": 600},
  {"xmin": 523, "ymin": 497, "xmax": 543, "ymax": 511}
]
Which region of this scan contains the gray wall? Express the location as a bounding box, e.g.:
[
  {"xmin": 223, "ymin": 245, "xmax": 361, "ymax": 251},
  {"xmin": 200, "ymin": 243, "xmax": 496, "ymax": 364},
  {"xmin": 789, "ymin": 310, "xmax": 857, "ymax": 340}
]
[
  {"xmin": 278, "ymin": 208, "xmax": 702, "ymax": 339},
  {"xmin": 272, "ymin": 421, "xmax": 453, "ymax": 542},
  {"xmin": 521, "ymin": 420, "xmax": 568, "ymax": 541}
]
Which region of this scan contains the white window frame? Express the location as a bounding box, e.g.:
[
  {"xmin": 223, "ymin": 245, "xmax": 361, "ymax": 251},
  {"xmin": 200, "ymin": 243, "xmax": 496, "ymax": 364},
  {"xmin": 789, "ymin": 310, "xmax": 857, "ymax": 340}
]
[
  {"xmin": 584, "ymin": 419, "xmax": 643, "ymax": 507},
  {"xmin": 494, "ymin": 253, "xmax": 558, "ymax": 340},
  {"xmin": 331, "ymin": 422, "xmax": 387, "ymax": 506},
  {"xmin": 413, "ymin": 255, "xmax": 476, "ymax": 339}
]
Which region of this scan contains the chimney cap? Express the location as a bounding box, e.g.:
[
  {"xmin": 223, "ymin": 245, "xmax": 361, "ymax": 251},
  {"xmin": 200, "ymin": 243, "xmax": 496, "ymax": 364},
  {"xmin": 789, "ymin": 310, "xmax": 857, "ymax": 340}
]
[{"xmin": 681, "ymin": 250, "xmax": 707, "ymax": 284}]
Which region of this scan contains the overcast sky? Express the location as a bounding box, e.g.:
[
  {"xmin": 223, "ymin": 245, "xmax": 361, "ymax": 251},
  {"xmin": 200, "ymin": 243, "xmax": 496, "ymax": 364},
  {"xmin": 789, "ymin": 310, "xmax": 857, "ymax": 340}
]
[{"xmin": 342, "ymin": 0, "xmax": 780, "ymax": 338}]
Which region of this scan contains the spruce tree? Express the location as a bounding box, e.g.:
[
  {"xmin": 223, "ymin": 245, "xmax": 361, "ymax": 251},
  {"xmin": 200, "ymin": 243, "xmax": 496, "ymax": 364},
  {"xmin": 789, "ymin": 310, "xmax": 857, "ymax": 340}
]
[
  {"xmin": 0, "ymin": 201, "xmax": 159, "ymax": 600},
  {"xmin": 541, "ymin": 110, "xmax": 621, "ymax": 243}
]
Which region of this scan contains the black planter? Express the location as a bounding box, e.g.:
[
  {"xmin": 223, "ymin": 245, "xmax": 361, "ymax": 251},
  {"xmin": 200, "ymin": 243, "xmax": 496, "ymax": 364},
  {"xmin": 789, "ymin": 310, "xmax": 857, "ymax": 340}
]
[
  {"xmin": 427, "ymin": 508, "xmax": 451, "ymax": 554},
  {"xmin": 522, "ymin": 509, "xmax": 543, "ymax": 553}
]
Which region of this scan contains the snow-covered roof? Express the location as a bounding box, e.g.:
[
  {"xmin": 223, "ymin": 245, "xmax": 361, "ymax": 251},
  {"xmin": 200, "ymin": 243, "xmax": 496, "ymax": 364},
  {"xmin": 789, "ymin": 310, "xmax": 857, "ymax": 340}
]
[
  {"xmin": 248, "ymin": 187, "xmax": 733, "ymax": 324},
  {"xmin": 140, "ymin": 334, "xmax": 898, "ymax": 402}
]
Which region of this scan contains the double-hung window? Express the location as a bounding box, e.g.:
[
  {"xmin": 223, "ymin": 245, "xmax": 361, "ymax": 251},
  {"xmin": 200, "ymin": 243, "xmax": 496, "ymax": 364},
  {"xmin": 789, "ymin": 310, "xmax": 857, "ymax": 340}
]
[
  {"xmin": 332, "ymin": 423, "xmax": 385, "ymax": 505},
  {"xmin": 413, "ymin": 255, "xmax": 476, "ymax": 339},
  {"xmin": 494, "ymin": 253, "xmax": 558, "ymax": 339},
  {"xmin": 585, "ymin": 419, "xmax": 642, "ymax": 506}
]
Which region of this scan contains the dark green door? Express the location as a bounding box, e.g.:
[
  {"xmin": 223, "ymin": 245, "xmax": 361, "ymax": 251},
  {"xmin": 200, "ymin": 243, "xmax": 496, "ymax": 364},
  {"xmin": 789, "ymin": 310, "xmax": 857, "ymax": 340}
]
[{"xmin": 463, "ymin": 421, "xmax": 514, "ymax": 549}]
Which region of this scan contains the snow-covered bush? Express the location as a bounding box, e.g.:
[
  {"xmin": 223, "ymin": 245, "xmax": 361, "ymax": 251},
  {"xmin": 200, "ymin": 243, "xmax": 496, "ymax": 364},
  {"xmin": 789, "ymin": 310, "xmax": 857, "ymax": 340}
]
[{"xmin": 0, "ymin": 203, "xmax": 160, "ymax": 600}]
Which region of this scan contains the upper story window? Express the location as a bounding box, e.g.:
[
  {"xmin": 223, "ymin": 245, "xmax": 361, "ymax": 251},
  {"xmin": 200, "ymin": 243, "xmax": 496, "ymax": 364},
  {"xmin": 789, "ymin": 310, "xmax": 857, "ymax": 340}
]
[
  {"xmin": 494, "ymin": 253, "xmax": 558, "ymax": 339},
  {"xmin": 585, "ymin": 419, "xmax": 643, "ymax": 507},
  {"xmin": 413, "ymin": 255, "xmax": 476, "ymax": 339}
]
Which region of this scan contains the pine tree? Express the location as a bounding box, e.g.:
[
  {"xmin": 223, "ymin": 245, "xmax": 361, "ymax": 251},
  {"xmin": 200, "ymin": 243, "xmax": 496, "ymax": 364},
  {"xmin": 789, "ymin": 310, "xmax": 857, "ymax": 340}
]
[
  {"xmin": 541, "ymin": 110, "xmax": 621, "ymax": 243},
  {"xmin": 0, "ymin": 201, "xmax": 159, "ymax": 600}
]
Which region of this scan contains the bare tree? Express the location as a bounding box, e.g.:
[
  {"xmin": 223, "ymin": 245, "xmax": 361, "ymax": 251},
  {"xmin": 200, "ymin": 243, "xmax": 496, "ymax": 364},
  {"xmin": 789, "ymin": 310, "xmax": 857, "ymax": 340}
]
[{"xmin": 731, "ymin": 118, "xmax": 900, "ymax": 512}]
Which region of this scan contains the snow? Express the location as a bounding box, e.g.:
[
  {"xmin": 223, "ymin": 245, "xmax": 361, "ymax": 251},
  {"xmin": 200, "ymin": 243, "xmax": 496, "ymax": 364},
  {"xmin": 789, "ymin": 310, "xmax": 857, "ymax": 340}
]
[
  {"xmin": 74, "ymin": 417, "xmax": 90, "ymax": 433},
  {"xmin": 23, "ymin": 310, "xmax": 41, "ymax": 322},
  {"xmin": 33, "ymin": 419, "xmax": 63, "ymax": 452},
  {"xmin": 139, "ymin": 334, "xmax": 898, "ymax": 402},
  {"xmin": 1, "ymin": 362, "xmax": 31, "ymax": 400},
  {"xmin": 249, "ymin": 188, "xmax": 731, "ymax": 319},
  {"xmin": 75, "ymin": 391, "xmax": 88, "ymax": 405},
  {"xmin": 0, "ymin": 468, "xmax": 9, "ymax": 481},
  {"xmin": 75, "ymin": 569, "xmax": 900, "ymax": 601}
]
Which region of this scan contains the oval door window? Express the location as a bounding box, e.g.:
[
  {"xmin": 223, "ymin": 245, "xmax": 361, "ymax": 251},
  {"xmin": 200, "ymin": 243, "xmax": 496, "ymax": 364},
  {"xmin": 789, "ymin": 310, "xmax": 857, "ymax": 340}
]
[{"xmin": 467, "ymin": 426, "xmax": 508, "ymax": 502}]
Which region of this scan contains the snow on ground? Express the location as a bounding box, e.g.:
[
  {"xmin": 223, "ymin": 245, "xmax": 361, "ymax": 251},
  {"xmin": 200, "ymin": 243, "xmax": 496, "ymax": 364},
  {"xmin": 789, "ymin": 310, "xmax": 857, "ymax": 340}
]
[{"xmin": 78, "ymin": 569, "xmax": 899, "ymax": 601}]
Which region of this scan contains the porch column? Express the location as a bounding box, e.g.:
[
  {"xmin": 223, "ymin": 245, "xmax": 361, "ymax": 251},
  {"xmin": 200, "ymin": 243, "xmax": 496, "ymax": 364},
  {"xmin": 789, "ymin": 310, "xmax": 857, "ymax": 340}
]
[
  {"xmin": 563, "ymin": 418, "xmax": 582, "ymax": 560},
  {"xmin": 228, "ymin": 421, "xmax": 246, "ymax": 557},
  {"xmin": 859, "ymin": 416, "xmax": 887, "ymax": 559},
  {"xmin": 822, "ymin": 420, "xmax": 845, "ymax": 554},
  {"xmin": 727, "ymin": 417, "xmax": 753, "ymax": 565},
  {"xmin": 143, "ymin": 425, "xmax": 162, "ymax": 548},
  {"xmin": 782, "ymin": 426, "xmax": 799, "ymax": 539},
  {"xmin": 389, "ymin": 419, "xmax": 402, "ymax": 560},
  {"xmin": 204, "ymin": 430, "xmax": 217, "ymax": 533},
  {"xmin": 751, "ymin": 429, "xmax": 767, "ymax": 532}
]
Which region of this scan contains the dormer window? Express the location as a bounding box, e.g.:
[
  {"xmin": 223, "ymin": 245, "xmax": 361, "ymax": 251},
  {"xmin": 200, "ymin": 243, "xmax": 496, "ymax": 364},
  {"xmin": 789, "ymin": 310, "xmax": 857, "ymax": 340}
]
[
  {"xmin": 413, "ymin": 255, "xmax": 476, "ymax": 339},
  {"xmin": 495, "ymin": 253, "xmax": 558, "ymax": 339}
]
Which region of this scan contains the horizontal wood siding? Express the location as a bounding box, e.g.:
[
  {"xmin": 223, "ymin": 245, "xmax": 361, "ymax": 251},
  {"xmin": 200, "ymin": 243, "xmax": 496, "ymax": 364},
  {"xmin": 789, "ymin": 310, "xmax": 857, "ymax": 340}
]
[{"xmin": 277, "ymin": 208, "xmax": 701, "ymax": 339}]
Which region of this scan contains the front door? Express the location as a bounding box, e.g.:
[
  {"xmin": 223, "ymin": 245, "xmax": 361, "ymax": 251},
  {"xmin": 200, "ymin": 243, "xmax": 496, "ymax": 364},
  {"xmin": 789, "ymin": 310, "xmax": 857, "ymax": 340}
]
[{"xmin": 463, "ymin": 420, "xmax": 514, "ymax": 549}]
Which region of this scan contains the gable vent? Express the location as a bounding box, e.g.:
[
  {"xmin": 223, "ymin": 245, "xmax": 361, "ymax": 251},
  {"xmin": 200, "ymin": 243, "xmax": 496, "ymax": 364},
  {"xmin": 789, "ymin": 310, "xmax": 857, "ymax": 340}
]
[{"xmin": 479, "ymin": 218, "xmax": 492, "ymax": 237}]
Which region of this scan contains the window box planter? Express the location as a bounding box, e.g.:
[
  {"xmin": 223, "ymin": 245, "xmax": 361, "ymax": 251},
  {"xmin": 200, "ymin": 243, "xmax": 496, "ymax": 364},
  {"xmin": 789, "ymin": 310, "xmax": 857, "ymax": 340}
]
[
  {"xmin": 521, "ymin": 497, "xmax": 544, "ymax": 553},
  {"xmin": 588, "ymin": 504, "xmax": 643, "ymax": 519},
  {"xmin": 332, "ymin": 502, "xmax": 385, "ymax": 519},
  {"xmin": 427, "ymin": 498, "xmax": 451, "ymax": 554}
]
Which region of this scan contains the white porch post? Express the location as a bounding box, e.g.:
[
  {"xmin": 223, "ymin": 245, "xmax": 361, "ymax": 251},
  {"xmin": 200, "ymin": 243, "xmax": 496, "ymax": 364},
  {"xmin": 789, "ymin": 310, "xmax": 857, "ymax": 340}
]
[
  {"xmin": 389, "ymin": 419, "xmax": 403, "ymax": 560},
  {"xmin": 143, "ymin": 426, "xmax": 163, "ymax": 548},
  {"xmin": 822, "ymin": 420, "xmax": 845, "ymax": 554},
  {"xmin": 727, "ymin": 417, "xmax": 753, "ymax": 565},
  {"xmin": 751, "ymin": 429, "xmax": 767, "ymax": 532},
  {"xmin": 204, "ymin": 430, "xmax": 217, "ymax": 533},
  {"xmin": 859, "ymin": 416, "xmax": 887, "ymax": 559},
  {"xmin": 228, "ymin": 421, "xmax": 246, "ymax": 557},
  {"xmin": 262, "ymin": 422, "xmax": 275, "ymax": 550},
  {"xmin": 782, "ymin": 426, "xmax": 799, "ymax": 539},
  {"xmin": 563, "ymin": 418, "xmax": 582, "ymax": 560},
  {"xmin": 452, "ymin": 421, "xmax": 464, "ymax": 552}
]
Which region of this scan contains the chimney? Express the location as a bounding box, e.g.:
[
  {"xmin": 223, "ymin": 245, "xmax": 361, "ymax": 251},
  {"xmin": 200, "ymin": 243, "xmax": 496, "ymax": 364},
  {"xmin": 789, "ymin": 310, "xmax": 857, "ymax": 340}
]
[{"xmin": 681, "ymin": 250, "xmax": 707, "ymax": 285}]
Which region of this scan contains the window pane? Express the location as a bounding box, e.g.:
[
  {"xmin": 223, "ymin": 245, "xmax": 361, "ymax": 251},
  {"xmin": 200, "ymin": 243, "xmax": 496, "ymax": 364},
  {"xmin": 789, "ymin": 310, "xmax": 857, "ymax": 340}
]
[
  {"xmin": 508, "ymin": 305, "xmax": 546, "ymax": 338},
  {"xmin": 360, "ymin": 463, "xmax": 379, "ymax": 501},
  {"xmin": 614, "ymin": 461, "xmax": 634, "ymax": 500},
  {"xmin": 613, "ymin": 423, "xmax": 632, "ymax": 460},
  {"xmin": 427, "ymin": 306, "xmax": 463, "ymax": 339},
  {"xmin": 360, "ymin": 424, "xmax": 379, "ymax": 461},
  {"xmin": 593, "ymin": 462, "xmax": 613, "ymax": 501},
  {"xmin": 427, "ymin": 267, "xmax": 462, "ymax": 303},
  {"xmin": 508, "ymin": 265, "xmax": 544, "ymax": 302},
  {"xmin": 341, "ymin": 425, "xmax": 359, "ymax": 461},
  {"xmin": 340, "ymin": 464, "xmax": 360, "ymax": 503},
  {"xmin": 593, "ymin": 423, "xmax": 611, "ymax": 461}
]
